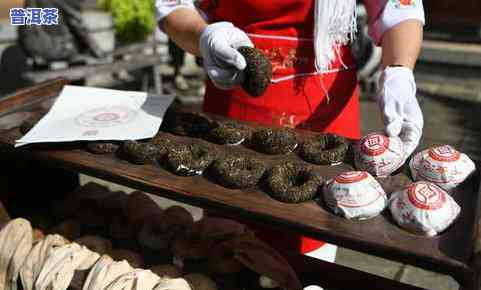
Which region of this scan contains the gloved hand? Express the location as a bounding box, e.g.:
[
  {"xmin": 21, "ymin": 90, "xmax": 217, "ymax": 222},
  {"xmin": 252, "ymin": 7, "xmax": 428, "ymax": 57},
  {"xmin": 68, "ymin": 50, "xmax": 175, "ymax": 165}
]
[
  {"xmin": 199, "ymin": 22, "xmax": 253, "ymax": 90},
  {"xmin": 376, "ymin": 66, "xmax": 424, "ymax": 158}
]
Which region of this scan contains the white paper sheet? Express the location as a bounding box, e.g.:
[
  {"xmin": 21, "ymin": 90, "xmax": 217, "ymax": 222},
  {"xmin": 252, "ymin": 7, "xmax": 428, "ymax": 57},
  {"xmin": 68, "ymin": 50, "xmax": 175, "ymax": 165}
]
[{"xmin": 16, "ymin": 85, "xmax": 175, "ymax": 147}]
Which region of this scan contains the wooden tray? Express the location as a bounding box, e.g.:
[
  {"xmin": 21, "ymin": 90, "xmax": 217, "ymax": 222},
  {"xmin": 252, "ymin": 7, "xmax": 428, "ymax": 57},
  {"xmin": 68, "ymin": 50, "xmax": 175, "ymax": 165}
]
[{"xmin": 0, "ymin": 80, "xmax": 479, "ymax": 284}]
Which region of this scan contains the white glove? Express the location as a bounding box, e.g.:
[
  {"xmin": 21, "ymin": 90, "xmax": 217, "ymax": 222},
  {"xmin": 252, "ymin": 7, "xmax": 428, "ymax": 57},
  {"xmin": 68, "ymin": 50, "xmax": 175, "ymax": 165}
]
[
  {"xmin": 376, "ymin": 66, "xmax": 423, "ymax": 158},
  {"xmin": 199, "ymin": 22, "xmax": 253, "ymax": 90}
]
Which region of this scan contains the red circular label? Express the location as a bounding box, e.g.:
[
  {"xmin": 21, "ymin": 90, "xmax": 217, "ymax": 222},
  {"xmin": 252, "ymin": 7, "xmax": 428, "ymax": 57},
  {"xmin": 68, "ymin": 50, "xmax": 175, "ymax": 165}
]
[
  {"xmin": 428, "ymin": 145, "xmax": 460, "ymax": 162},
  {"xmin": 360, "ymin": 133, "xmax": 390, "ymax": 156},
  {"xmin": 75, "ymin": 106, "xmax": 137, "ymax": 128},
  {"xmin": 93, "ymin": 113, "xmax": 120, "ymax": 122},
  {"xmin": 407, "ymin": 182, "xmax": 446, "ymax": 210},
  {"xmin": 335, "ymin": 171, "xmax": 369, "ymax": 184}
]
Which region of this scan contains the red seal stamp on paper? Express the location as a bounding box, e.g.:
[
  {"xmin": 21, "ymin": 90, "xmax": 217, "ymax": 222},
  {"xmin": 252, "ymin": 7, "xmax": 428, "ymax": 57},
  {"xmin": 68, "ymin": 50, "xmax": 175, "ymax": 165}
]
[
  {"xmin": 428, "ymin": 145, "xmax": 461, "ymax": 162},
  {"xmin": 407, "ymin": 182, "xmax": 446, "ymax": 210},
  {"xmin": 75, "ymin": 106, "xmax": 137, "ymax": 128},
  {"xmin": 335, "ymin": 171, "xmax": 368, "ymax": 184},
  {"xmin": 360, "ymin": 133, "xmax": 390, "ymax": 157}
]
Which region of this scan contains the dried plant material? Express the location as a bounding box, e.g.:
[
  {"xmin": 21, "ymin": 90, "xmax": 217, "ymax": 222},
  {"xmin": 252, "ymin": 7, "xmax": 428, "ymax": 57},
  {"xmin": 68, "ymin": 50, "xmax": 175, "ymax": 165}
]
[
  {"xmin": 211, "ymin": 154, "xmax": 266, "ymax": 189},
  {"xmin": 238, "ymin": 46, "xmax": 272, "ymax": 97},
  {"xmin": 208, "ymin": 242, "xmax": 245, "ymax": 275},
  {"xmin": 56, "ymin": 182, "xmax": 114, "ymax": 228},
  {"xmin": 192, "ymin": 218, "xmax": 251, "ymax": 242},
  {"xmin": 85, "ymin": 141, "xmax": 121, "ymax": 154},
  {"xmin": 185, "ymin": 218, "xmax": 252, "ymax": 275},
  {"xmin": 219, "ymin": 235, "xmax": 302, "ymax": 290},
  {"xmin": 208, "ymin": 121, "xmax": 250, "ymax": 146},
  {"xmin": 98, "ymin": 192, "xmax": 128, "ymax": 227},
  {"xmin": 151, "ymin": 134, "xmax": 177, "ymax": 156},
  {"xmin": 125, "ymin": 191, "xmax": 162, "ymax": 226},
  {"xmin": 300, "ymin": 134, "xmax": 348, "ymax": 165},
  {"xmin": 110, "ymin": 191, "xmax": 161, "ymax": 240},
  {"xmin": 171, "ymin": 217, "xmax": 251, "ymax": 273},
  {"xmin": 139, "ymin": 206, "xmax": 193, "ymax": 251},
  {"xmin": 252, "ymin": 128, "xmax": 298, "ymax": 155},
  {"xmin": 122, "ymin": 140, "xmax": 162, "ymax": 165},
  {"xmin": 171, "ymin": 226, "xmax": 216, "ymax": 270},
  {"xmin": 165, "ymin": 143, "xmax": 217, "ymax": 176},
  {"xmin": 267, "ymin": 162, "xmax": 323, "ymax": 203},
  {"xmin": 57, "ymin": 183, "xmax": 111, "ymax": 212},
  {"xmin": 169, "ymin": 112, "xmax": 214, "ymax": 138}
]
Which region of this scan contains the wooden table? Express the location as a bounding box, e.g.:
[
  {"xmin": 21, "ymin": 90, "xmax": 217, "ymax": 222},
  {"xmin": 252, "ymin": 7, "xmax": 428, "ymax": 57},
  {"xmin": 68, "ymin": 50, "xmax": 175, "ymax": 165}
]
[{"xmin": 0, "ymin": 79, "xmax": 480, "ymax": 290}]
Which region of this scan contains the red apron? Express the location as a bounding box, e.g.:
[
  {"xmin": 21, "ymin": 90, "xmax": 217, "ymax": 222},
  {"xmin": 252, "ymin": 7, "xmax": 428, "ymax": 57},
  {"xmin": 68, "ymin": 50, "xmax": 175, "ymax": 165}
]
[{"xmin": 198, "ymin": 0, "xmax": 361, "ymax": 254}]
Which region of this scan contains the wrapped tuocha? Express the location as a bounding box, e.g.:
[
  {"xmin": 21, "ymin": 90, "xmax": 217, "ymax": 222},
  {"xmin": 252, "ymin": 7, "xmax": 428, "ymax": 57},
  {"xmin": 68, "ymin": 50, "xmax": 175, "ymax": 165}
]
[
  {"xmin": 389, "ymin": 181, "xmax": 460, "ymax": 237},
  {"xmin": 354, "ymin": 132, "xmax": 405, "ymax": 177},
  {"xmin": 410, "ymin": 145, "xmax": 476, "ymax": 192},
  {"xmin": 323, "ymin": 171, "xmax": 388, "ymax": 220}
]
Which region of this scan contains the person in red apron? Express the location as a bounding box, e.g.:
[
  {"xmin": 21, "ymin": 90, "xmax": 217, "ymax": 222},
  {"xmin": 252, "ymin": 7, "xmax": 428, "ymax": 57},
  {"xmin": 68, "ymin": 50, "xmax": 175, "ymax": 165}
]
[{"xmin": 155, "ymin": 0, "xmax": 425, "ymax": 259}]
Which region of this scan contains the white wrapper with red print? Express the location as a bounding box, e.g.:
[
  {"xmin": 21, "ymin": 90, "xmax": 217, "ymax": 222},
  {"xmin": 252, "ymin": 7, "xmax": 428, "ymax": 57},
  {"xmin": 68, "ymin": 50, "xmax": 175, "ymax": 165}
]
[
  {"xmin": 354, "ymin": 133, "xmax": 405, "ymax": 177},
  {"xmin": 389, "ymin": 181, "xmax": 460, "ymax": 237},
  {"xmin": 323, "ymin": 171, "xmax": 388, "ymax": 220},
  {"xmin": 410, "ymin": 145, "xmax": 476, "ymax": 192}
]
